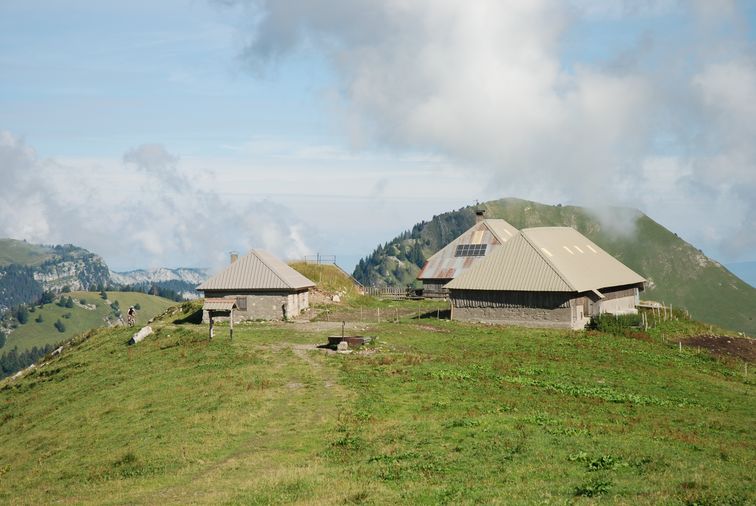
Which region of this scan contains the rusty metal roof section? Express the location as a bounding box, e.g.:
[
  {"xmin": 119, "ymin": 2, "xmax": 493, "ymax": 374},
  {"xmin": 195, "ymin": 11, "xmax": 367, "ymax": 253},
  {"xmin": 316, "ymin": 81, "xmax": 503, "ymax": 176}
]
[
  {"xmin": 446, "ymin": 227, "xmax": 646, "ymax": 293},
  {"xmin": 197, "ymin": 250, "xmax": 315, "ymax": 291},
  {"xmin": 202, "ymin": 298, "xmax": 238, "ymax": 311},
  {"xmin": 417, "ymin": 219, "xmax": 519, "ymax": 281}
]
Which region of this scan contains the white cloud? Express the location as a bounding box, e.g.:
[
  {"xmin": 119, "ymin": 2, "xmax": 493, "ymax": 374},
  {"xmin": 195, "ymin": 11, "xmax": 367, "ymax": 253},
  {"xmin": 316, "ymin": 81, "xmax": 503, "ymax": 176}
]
[
  {"xmin": 222, "ymin": 0, "xmax": 756, "ymax": 260},
  {"xmin": 0, "ymin": 131, "xmax": 314, "ymax": 271}
]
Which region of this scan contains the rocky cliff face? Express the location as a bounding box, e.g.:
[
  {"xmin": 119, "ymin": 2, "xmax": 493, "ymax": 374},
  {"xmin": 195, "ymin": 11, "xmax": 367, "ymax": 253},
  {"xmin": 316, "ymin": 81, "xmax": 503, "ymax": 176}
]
[{"xmin": 0, "ymin": 242, "xmax": 111, "ymax": 310}]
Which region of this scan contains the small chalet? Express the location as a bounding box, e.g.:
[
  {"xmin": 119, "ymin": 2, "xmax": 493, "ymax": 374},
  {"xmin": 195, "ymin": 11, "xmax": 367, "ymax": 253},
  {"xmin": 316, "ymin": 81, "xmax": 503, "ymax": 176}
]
[
  {"xmin": 197, "ymin": 250, "xmax": 315, "ymax": 322},
  {"xmin": 445, "ymin": 227, "xmax": 646, "ymax": 329},
  {"xmin": 417, "ymin": 211, "xmax": 519, "ymax": 297}
]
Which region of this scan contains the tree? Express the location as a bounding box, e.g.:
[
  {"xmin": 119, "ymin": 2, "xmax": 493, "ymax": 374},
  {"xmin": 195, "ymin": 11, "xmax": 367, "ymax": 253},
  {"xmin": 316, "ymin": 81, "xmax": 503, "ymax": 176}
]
[
  {"xmin": 0, "ymin": 332, "xmax": 5, "ymax": 348},
  {"xmin": 62, "ymin": 285, "xmax": 71, "ymax": 293},
  {"xmin": 35, "ymin": 314, "xmax": 43, "ymax": 323},
  {"xmin": 16, "ymin": 307, "xmax": 29, "ymax": 325},
  {"xmin": 100, "ymin": 290, "xmax": 108, "ymax": 300},
  {"xmin": 54, "ymin": 320, "xmax": 65, "ymax": 333},
  {"xmin": 134, "ymin": 303, "xmax": 141, "ymax": 310},
  {"xmin": 39, "ymin": 291, "xmax": 55, "ymax": 305},
  {"xmin": 64, "ymin": 297, "xmax": 74, "ymax": 308}
]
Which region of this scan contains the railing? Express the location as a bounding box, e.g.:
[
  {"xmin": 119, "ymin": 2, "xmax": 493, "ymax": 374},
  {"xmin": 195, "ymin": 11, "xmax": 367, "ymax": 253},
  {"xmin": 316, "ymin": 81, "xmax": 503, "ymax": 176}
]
[{"xmin": 303, "ymin": 254, "xmax": 336, "ymax": 265}]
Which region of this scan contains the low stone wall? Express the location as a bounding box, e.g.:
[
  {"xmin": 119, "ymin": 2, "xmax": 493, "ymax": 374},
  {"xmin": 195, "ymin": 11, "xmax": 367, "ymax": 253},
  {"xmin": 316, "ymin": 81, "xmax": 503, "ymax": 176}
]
[{"xmin": 452, "ymin": 306, "xmax": 572, "ymax": 328}]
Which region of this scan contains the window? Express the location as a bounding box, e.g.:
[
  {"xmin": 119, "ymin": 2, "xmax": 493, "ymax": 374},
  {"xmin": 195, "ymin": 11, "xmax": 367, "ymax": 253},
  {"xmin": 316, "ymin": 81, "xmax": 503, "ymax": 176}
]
[
  {"xmin": 454, "ymin": 244, "xmax": 487, "ymax": 257},
  {"xmin": 235, "ymin": 296, "xmax": 247, "ymax": 311}
]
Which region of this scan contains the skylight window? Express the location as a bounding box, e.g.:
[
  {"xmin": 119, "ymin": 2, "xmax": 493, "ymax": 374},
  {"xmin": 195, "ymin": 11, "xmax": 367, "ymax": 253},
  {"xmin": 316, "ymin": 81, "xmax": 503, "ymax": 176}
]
[{"xmin": 454, "ymin": 244, "xmax": 487, "ymax": 257}]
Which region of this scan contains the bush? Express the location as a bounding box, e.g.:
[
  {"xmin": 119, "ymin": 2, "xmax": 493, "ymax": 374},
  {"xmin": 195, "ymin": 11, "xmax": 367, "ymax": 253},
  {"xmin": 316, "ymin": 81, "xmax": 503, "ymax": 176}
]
[
  {"xmin": 100, "ymin": 290, "xmax": 108, "ymax": 300},
  {"xmin": 54, "ymin": 320, "xmax": 66, "ymax": 333},
  {"xmin": 586, "ymin": 313, "xmax": 642, "ymax": 334},
  {"xmin": 62, "ymin": 285, "xmax": 71, "ymax": 293},
  {"xmin": 79, "ymin": 298, "xmax": 87, "ymax": 305},
  {"xmin": 35, "ymin": 314, "xmax": 43, "ymax": 323},
  {"xmin": 134, "ymin": 303, "xmax": 141, "ymax": 310}
]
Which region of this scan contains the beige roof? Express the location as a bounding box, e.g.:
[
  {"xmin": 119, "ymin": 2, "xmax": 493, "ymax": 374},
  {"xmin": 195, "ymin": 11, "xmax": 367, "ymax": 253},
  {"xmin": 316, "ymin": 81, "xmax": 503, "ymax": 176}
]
[
  {"xmin": 197, "ymin": 250, "xmax": 315, "ymax": 291},
  {"xmin": 446, "ymin": 227, "xmax": 645, "ymax": 293},
  {"xmin": 202, "ymin": 298, "xmax": 238, "ymax": 311},
  {"xmin": 417, "ymin": 219, "xmax": 519, "ymax": 281}
]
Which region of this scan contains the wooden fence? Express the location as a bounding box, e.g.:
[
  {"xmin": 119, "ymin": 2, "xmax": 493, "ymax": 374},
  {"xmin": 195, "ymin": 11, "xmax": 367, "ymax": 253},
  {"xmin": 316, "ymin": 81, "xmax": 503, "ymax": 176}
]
[{"xmin": 364, "ymin": 286, "xmax": 415, "ymax": 299}]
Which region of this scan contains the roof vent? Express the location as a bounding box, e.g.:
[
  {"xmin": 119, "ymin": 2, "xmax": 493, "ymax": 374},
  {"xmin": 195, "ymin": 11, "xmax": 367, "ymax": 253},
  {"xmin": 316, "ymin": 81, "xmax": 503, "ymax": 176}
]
[{"xmin": 229, "ymin": 251, "xmax": 239, "ymax": 264}]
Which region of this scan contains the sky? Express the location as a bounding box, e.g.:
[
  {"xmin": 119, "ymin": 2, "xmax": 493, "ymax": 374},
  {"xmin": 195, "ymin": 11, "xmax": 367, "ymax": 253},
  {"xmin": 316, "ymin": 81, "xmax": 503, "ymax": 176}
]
[{"xmin": 1, "ymin": 0, "xmax": 755, "ymax": 274}]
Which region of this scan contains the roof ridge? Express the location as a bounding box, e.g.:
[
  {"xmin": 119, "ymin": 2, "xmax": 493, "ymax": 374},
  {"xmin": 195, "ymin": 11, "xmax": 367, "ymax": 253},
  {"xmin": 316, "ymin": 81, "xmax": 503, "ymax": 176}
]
[
  {"xmin": 482, "ymin": 219, "xmax": 511, "ymax": 243},
  {"xmin": 249, "ymin": 249, "xmax": 294, "ymax": 289},
  {"xmin": 518, "ymin": 231, "xmax": 577, "ymax": 291}
]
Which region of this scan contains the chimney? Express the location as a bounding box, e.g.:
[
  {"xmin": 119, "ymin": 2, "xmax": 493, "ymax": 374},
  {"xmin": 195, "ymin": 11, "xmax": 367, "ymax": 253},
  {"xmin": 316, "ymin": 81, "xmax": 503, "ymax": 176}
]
[
  {"xmin": 475, "ymin": 209, "xmax": 486, "ymax": 224},
  {"xmin": 229, "ymin": 251, "xmax": 239, "ymax": 264}
]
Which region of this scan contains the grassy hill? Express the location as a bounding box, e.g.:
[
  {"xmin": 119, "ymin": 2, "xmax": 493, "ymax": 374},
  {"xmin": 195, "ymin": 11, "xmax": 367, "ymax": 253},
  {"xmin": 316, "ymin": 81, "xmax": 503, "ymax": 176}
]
[
  {"xmin": 289, "ymin": 262, "xmax": 362, "ymax": 298},
  {"xmin": 354, "ymin": 198, "xmax": 756, "ymax": 336},
  {"xmin": 1, "ymin": 291, "xmax": 174, "ymax": 354},
  {"xmin": 0, "ymin": 300, "xmax": 752, "ymax": 504},
  {"xmin": 0, "ymin": 239, "xmax": 55, "ymax": 267}
]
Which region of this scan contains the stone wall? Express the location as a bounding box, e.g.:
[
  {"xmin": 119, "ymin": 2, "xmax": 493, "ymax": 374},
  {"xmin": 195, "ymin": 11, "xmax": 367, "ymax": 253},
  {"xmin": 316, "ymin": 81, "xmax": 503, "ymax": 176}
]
[
  {"xmin": 451, "ymin": 305, "xmax": 572, "ymax": 328},
  {"xmin": 203, "ymin": 289, "xmax": 310, "ymax": 322}
]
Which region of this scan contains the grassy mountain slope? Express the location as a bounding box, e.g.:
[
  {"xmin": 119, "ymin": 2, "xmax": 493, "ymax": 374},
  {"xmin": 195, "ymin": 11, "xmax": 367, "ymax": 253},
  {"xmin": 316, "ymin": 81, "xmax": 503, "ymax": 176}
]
[
  {"xmin": 0, "ymin": 239, "xmax": 54, "ymax": 266},
  {"xmin": 0, "ymin": 301, "xmax": 752, "ymax": 504},
  {"xmin": 1, "ymin": 291, "xmax": 174, "ymax": 353},
  {"xmin": 354, "ymin": 198, "xmax": 756, "ymax": 336},
  {"xmin": 289, "ymin": 262, "xmax": 362, "ymax": 297}
]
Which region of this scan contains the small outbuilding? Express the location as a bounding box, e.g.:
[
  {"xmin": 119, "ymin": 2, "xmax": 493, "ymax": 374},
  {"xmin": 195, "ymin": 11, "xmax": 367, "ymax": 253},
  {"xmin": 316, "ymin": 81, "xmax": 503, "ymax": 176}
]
[
  {"xmin": 445, "ymin": 227, "xmax": 646, "ymax": 329},
  {"xmin": 197, "ymin": 250, "xmax": 315, "ymax": 322},
  {"xmin": 417, "ymin": 211, "xmax": 519, "ymax": 297}
]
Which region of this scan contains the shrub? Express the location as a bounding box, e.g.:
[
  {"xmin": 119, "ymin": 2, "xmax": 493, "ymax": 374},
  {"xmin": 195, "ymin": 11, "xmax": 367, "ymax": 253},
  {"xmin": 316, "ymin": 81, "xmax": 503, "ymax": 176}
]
[
  {"xmin": 62, "ymin": 285, "xmax": 71, "ymax": 293},
  {"xmin": 79, "ymin": 298, "xmax": 87, "ymax": 305},
  {"xmin": 586, "ymin": 313, "xmax": 642, "ymax": 334},
  {"xmin": 35, "ymin": 314, "xmax": 43, "ymax": 323},
  {"xmin": 100, "ymin": 290, "xmax": 108, "ymax": 300},
  {"xmin": 134, "ymin": 303, "xmax": 141, "ymax": 310},
  {"xmin": 64, "ymin": 297, "xmax": 74, "ymax": 308},
  {"xmin": 54, "ymin": 320, "xmax": 66, "ymax": 333}
]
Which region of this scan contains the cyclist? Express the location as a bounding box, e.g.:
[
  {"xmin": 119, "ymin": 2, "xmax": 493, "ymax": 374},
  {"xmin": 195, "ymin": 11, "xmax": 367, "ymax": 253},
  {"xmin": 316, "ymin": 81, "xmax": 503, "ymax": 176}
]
[{"xmin": 127, "ymin": 306, "xmax": 136, "ymax": 326}]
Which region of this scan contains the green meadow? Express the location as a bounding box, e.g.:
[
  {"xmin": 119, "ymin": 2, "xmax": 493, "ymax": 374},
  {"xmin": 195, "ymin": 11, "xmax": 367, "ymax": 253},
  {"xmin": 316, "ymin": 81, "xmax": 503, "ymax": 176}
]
[
  {"xmin": 1, "ymin": 291, "xmax": 175, "ymax": 353},
  {"xmin": 0, "ymin": 300, "xmax": 752, "ymax": 504}
]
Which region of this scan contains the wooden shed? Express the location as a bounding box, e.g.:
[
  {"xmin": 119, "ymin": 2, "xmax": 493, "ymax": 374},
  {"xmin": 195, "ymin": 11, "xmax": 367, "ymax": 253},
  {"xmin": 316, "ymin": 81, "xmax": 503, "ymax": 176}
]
[
  {"xmin": 445, "ymin": 227, "xmax": 646, "ymax": 329},
  {"xmin": 197, "ymin": 250, "xmax": 315, "ymax": 322}
]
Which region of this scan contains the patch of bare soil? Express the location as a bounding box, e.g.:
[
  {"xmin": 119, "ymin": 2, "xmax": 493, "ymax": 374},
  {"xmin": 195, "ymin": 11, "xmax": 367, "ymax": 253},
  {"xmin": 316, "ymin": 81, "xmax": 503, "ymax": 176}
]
[{"xmin": 681, "ymin": 335, "xmax": 755, "ymax": 362}]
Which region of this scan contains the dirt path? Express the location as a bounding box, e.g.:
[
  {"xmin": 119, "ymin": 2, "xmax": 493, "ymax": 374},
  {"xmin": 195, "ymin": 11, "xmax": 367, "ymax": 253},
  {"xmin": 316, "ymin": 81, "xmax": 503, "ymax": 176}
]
[{"xmin": 127, "ymin": 342, "xmax": 353, "ymax": 505}]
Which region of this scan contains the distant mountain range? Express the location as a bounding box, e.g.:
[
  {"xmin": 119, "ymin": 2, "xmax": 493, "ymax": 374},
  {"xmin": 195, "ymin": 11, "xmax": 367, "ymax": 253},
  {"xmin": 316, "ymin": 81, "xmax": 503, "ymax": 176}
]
[
  {"xmin": 110, "ymin": 267, "xmax": 209, "ymax": 299},
  {"xmin": 353, "ymin": 198, "xmax": 756, "ymax": 336}
]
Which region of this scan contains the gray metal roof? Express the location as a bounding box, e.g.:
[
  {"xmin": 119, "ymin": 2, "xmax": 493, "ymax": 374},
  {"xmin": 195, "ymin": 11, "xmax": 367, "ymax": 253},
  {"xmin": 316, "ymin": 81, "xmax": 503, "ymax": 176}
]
[
  {"xmin": 446, "ymin": 227, "xmax": 645, "ymax": 293},
  {"xmin": 417, "ymin": 219, "xmax": 519, "ymax": 281},
  {"xmin": 197, "ymin": 250, "xmax": 315, "ymax": 291},
  {"xmin": 202, "ymin": 298, "xmax": 238, "ymax": 311}
]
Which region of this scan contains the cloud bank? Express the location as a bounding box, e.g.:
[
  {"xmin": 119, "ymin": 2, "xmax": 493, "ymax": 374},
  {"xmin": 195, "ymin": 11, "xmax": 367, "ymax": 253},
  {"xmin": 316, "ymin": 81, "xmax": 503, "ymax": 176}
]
[
  {"xmin": 224, "ymin": 0, "xmax": 756, "ymax": 258},
  {"xmin": 0, "ymin": 131, "xmax": 312, "ymax": 270}
]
